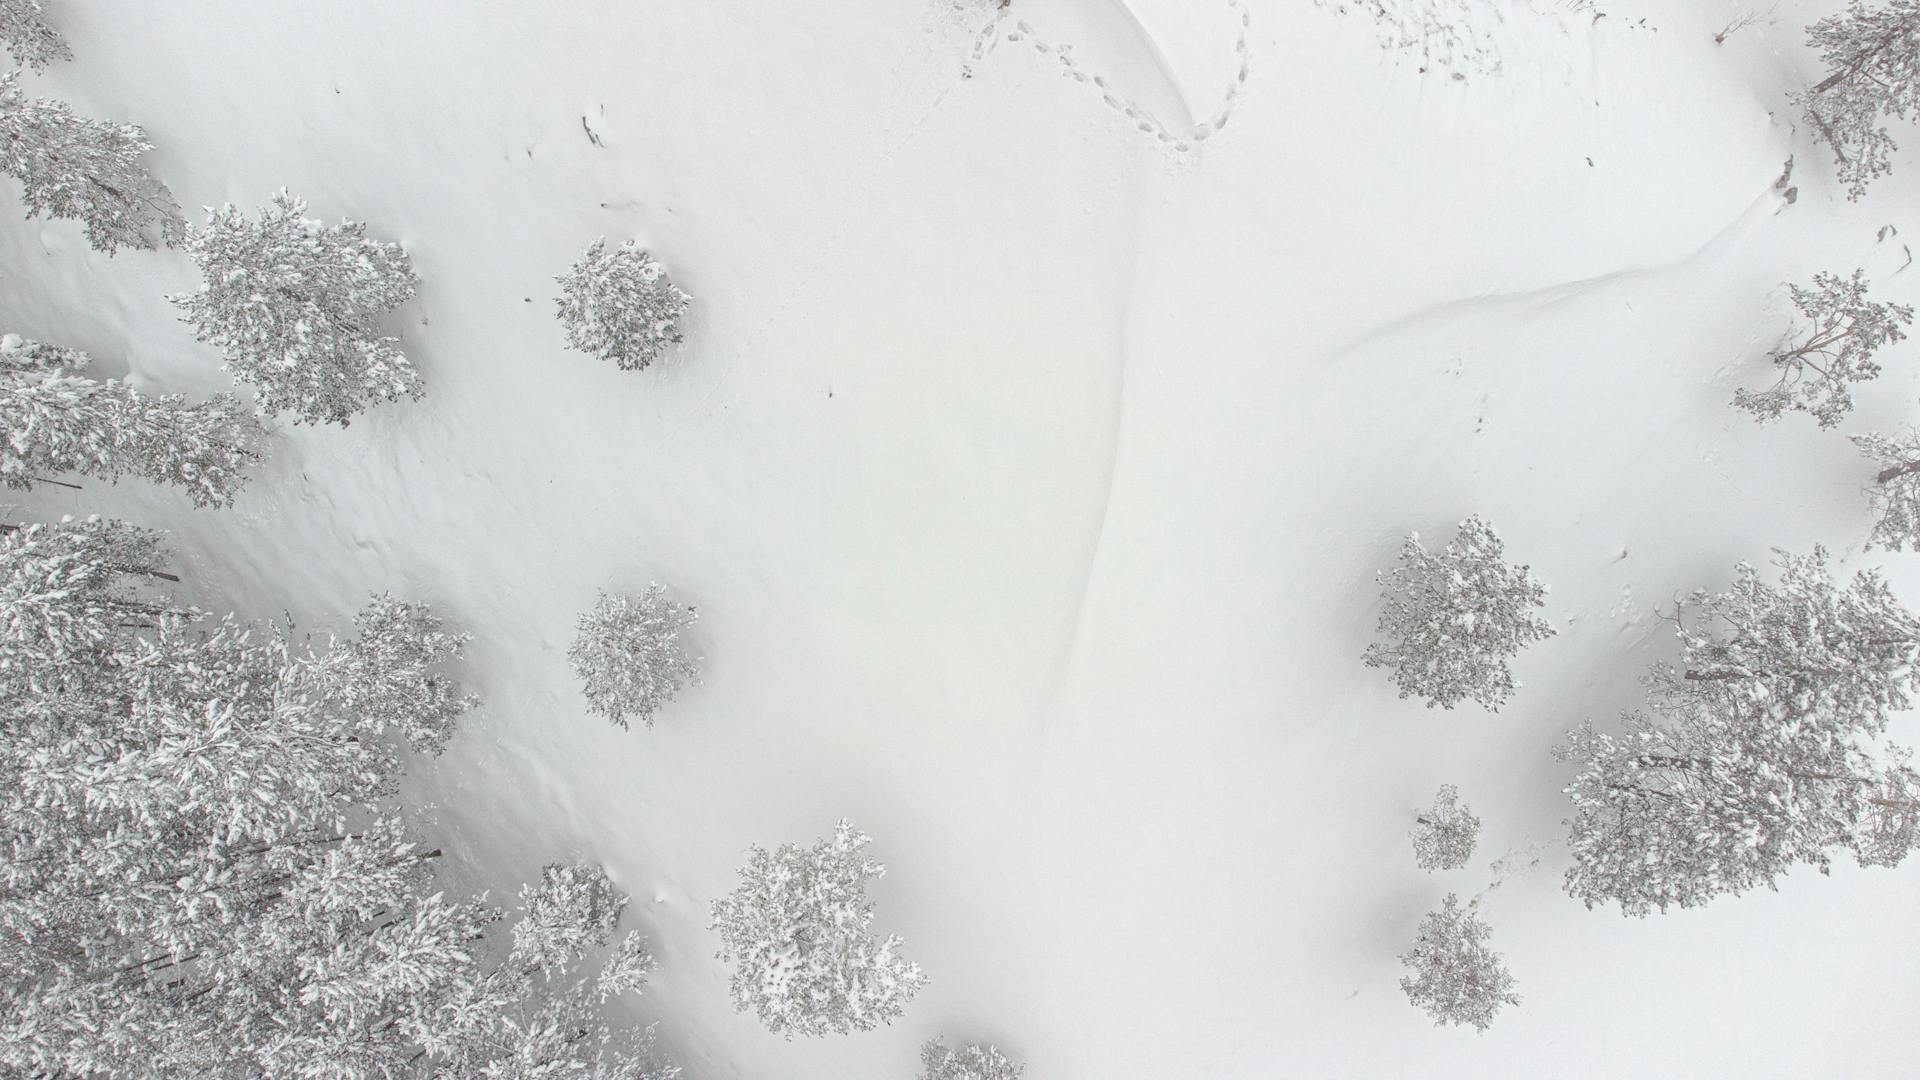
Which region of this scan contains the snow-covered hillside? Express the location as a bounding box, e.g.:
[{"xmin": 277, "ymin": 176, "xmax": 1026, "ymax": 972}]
[{"xmin": 5, "ymin": 0, "xmax": 1918, "ymax": 1075}]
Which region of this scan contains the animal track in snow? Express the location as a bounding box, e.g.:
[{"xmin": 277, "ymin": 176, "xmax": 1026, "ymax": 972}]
[
  {"xmin": 956, "ymin": 0, "xmax": 1251, "ymax": 154},
  {"xmin": 1314, "ymin": 0, "xmax": 1596, "ymax": 80}
]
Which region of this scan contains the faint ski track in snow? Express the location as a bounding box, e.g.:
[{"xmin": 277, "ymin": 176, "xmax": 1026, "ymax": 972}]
[
  {"xmin": 1325, "ymin": 187, "xmax": 1782, "ymax": 364},
  {"xmin": 963, "ymin": 0, "xmax": 1251, "ymax": 153},
  {"xmin": 1042, "ymin": 232, "xmax": 1137, "ymax": 742}
]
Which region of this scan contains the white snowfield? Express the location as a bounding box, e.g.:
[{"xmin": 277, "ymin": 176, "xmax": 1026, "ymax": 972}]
[{"xmin": 5, "ymin": 0, "xmax": 1918, "ymax": 1076}]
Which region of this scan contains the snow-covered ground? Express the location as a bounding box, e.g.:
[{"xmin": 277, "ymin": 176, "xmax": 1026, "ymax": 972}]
[{"xmin": 6, "ymin": 0, "xmax": 1919, "ymax": 1075}]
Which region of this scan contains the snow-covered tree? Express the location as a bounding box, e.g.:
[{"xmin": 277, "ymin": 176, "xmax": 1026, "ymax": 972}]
[
  {"xmin": 1, "ymin": 334, "xmax": 264, "ymax": 507},
  {"xmin": 1852, "ymin": 429, "xmax": 1920, "ymax": 550},
  {"xmin": 919, "ymin": 1037, "xmax": 1024, "ymax": 1080},
  {"xmin": 0, "ymin": 72, "xmax": 183, "ymax": 253},
  {"xmin": 512, "ymin": 862, "xmax": 630, "ymax": 974},
  {"xmin": 0, "ymin": 0, "xmax": 70, "ymax": 69},
  {"xmin": 1363, "ymin": 515, "xmax": 1555, "ymax": 711},
  {"xmin": 1797, "ymin": 0, "xmax": 1920, "ymax": 199},
  {"xmin": 555, "ymin": 238, "xmax": 692, "ymax": 371},
  {"xmin": 709, "ymin": 819, "xmax": 926, "ymax": 1038},
  {"xmin": 1558, "ymin": 548, "xmax": 1920, "ymax": 916},
  {"xmin": 1733, "ymin": 270, "xmax": 1913, "ymax": 427},
  {"xmin": 1412, "ymin": 784, "xmax": 1481, "ymax": 871},
  {"xmin": 0, "ymin": 518, "xmax": 677, "ymax": 1077},
  {"xmin": 320, "ymin": 592, "xmax": 478, "ymax": 757},
  {"xmin": 569, "ymin": 584, "xmax": 701, "ymax": 729},
  {"xmin": 171, "ymin": 190, "xmax": 421, "ymax": 427},
  {"xmin": 1398, "ymin": 892, "xmax": 1519, "ymax": 1032}
]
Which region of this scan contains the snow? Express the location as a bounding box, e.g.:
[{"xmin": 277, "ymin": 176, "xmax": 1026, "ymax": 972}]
[{"xmin": 4, "ymin": 0, "xmax": 1919, "ymax": 1075}]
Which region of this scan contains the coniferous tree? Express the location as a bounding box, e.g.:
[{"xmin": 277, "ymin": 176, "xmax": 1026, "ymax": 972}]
[
  {"xmin": 569, "ymin": 584, "xmax": 701, "ymax": 729},
  {"xmin": 919, "ymin": 1037, "xmax": 1024, "ymax": 1080},
  {"xmin": 1411, "ymin": 784, "xmax": 1480, "ymax": 872},
  {"xmin": 0, "ymin": 0, "xmax": 69, "ymax": 69},
  {"xmin": 1363, "ymin": 515, "xmax": 1555, "ymax": 711},
  {"xmin": 171, "ymin": 190, "xmax": 421, "ymax": 427},
  {"xmin": 1732, "ymin": 270, "xmax": 1913, "ymax": 427},
  {"xmin": 1852, "ymin": 429, "xmax": 1920, "ymax": 551},
  {"xmin": 0, "ymin": 71, "xmax": 184, "ymax": 252},
  {"xmin": 555, "ymin": 238, "xmax": 692, "ymax": 371},
  {"xmin": 1398, "ymin": 893, "xmax": 1519, "ymax": 1032},
  {"xmin": 0, "ymin": 519, "xmax": 676, "ymax": 1077},
  {"xmin": 709, "ymin": 820, "xmax": 926, "ymax": 1038},
  {"xmin": 1, "ymin": 334, "xmax": 264, "ymax": 507},
  {"xmin": 1797, "ymin": 0, "xmax": 1920, "ymax": 198},
  {"xmin": 1558, "ymin": 548, "xmax": 1920, "ymax": 916}
]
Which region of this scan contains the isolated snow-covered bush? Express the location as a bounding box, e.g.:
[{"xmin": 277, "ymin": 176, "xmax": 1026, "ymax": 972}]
[
  {"xmin": 1363, "ymin": 515, "xmax": 1555, "ymax": 711},
  {"xmin": 1797, "ymin": 0, "xmax": 1920, "ymax": 199},
  {"xmin": 709, "ymin": 820, "xmax": 927, "ymax": 1038},
  {"xmin": 1853, "ymin": 429, "xmax": 1920, "ymax": 550},
  {"xmin": 1, "ymin": 334, "xmax": 264, "ymax": 507},
  {"xmin": 0, "ymin": 519, "xmax": 678, "ymax": 1078},
  {"xmin": 555, "ymin": 238, "xmax": 692, "ymax": 371},
  {"xmin": 1732, "ymin": 270, "xmax": 1913, "ymax": 427},
  {"xmin": 171, "ymin": 190, "xmax": 421, "ymax": 427},
  {"xmin": 0, "ymin": 0, "xmax": 70, "ymax": 69},
  {"xmin": 569, "ymin": 584, "xmax": 701, "ymax": 729},
  {"xmin": 920, "ymin": 1037, "xmax": 1024, "ymax": 1080},
  {"xmin": 1398, "ymin": 893, "xmax": 1519, "ymax": 1032},
  {"xmin": 1558, "ymin": 548, "xmax": 1920, "ymax": 916},
  {"xmin": 0, "ymin": 72, "xmax": 183, "ymax": 252},
  {"xmin": 1412, "ymin": 784, "xmax": 1481, "ymax": 871}
]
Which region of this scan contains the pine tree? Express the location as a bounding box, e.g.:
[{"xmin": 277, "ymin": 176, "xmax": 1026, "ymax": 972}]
[
  {"xmin": 0, "ymin": 72, "xmax": 184, "ymax": 253},
  {"xmin": 1797, "ymin": 0, "xmax": 1920, "ymax": 199},
  {"xmin": 1558, "ymin": 548, "xmax": 1920, "ymax": 916},
  {"xmin": 1363, "ymin": 515, "xmax": 1555, "ymax": 711},
  {"xmin": 569, "ymin": 584, "xmax": 701, "ymax": 729},
  {"xmin": 1398, "ymin": 893, "xmax": 1519, "ymax": 1032},
  {"xmin": 171, "ymin": 190, "xmax": 421, "ymax": 427},
  {"xmin": 1852, "ymin": 430, "xmax": 1920, "ymax": 551},
  {"xmin": 1, "ymin": 334, "xmax": 264, "ymax": 507},
  {"xmin": 1411, "ymin": 784, "xmax": 1480, "ymax": 871},
  {"xmin": 0, "ymin": 0, "xmax": 70, "ymax": 69},
  {"xmin": 555, "ymin": 238, "xmax": 692, "ymax": 371},
  {"xmin": 919, "ymin": 1037, "xmax": 1024, "ymax": 1080},
  {"xmin": 709, "ymin": 820, "xmax": 926, "ymax": 1038},
  {"xmin": 0, "ymin": 519, "xmax": 677, "ymax": 1077},
  {"xmin": 1732, "ymin": 270, "xmax": 1913, "ymax": 427}
]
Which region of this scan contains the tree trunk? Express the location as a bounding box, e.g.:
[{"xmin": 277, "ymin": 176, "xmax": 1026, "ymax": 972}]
[{"xmin": 1877, "ymin": 458, "xmax": 1920, "ymax": 485}]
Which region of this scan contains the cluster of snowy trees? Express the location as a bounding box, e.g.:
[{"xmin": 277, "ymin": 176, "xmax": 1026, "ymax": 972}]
[
  {"xmin": 1362, "ymin": 520, "xmax": 1532, "ymax": 1029},
  {"xmin": 2, "ymin": 333, "xmax": 263, "ymax": 506},
  {"xmin": 1558, "ymin": 548, "xmax": 1920, "ymax": 915},
  {"xmin": 1399, "ymin": 786, "xmax": 1516, "ymax": 1031},
  {"xmin": 0, "ymin": 1, "xmax": 701, "ymax": 453},
  {"xmin": 0, "ymin": 517, "xmax": 675, "ymax": 1076}
]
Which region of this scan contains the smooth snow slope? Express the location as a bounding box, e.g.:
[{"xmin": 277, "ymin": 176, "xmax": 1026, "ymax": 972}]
[{"xmin": 4, "ymin": 0, "xmax": 1919, "ymax": 1076}]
